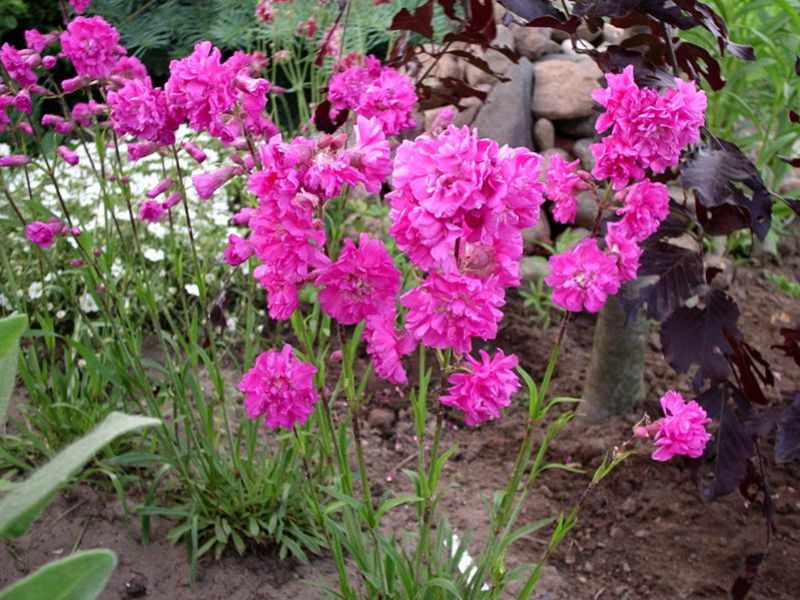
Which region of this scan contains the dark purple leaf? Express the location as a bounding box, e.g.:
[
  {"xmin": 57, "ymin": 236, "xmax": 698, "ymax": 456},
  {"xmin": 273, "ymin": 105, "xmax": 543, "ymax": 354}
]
[
  {"xmin": 731, "ymin": 552, "xmax": 766, "ymax": 600},
  {"xmin": 675, "ymin": 0, "xmax": 753, "ymax": 59},
  {"xmin": 744, "ymin": 406, "xmax": 785, "ymax": 439},
  {"xmin": 780, "ymin": 156, "xmax": 800, "ymax": 168},
  {"xmin": 790, "ymin": 109, "xmax": 799, "ymax": 123},
  {"xmin": 695, "ymin": 203, "xmax": 751, "ymax": 237},
  {"xmin": 637, "ymin": 241, "xmax": 705, "ymax": 321},
  {"xmin": 696, "ymin": 385, "xmax": 754, "ymax": 500},
  {"xmin": 594, "ymin": 45, "xmax": 674, "ymax": 86},
  {"xmin": 314, "ymin": 100, "xmax": 349, "ymax": 134},
  {"xmin": 639, "ymin": 0, "xmax": 696, "ymax": 28},
  {"xmin": 209, "ymin": 289, "xmax": 228, "ymax": 329},
  {"xmin": 675, "ymin": 40, "xmax": 725, "ymax": 90},
  {"xmin": 499, "ymin": 0, "xmax": 561, "ymax": 20},
  {"xmin": 573, "ymin": 0, "xmax": 640, "ymax": 17},
  {"xmin": 661, "ymin": 287, "xmax": 740, "ymax": 389},
  {"xmin": 727, "ymin": 41, "xmax": 755, "ymax": 61},
  {"xmin": 783, "ymin": 197, "xmax": 800, "ymax": 217},
  {"xmin": 795, "ymin": 55, "xmax": 800, "ymax": 76},
  {"xmin": 776, "ymin": 394, "xmax": 800, "ymax": 463},
  {"xmin": 681, "ymin": 136, "xmax": 772, "ymax": 240},
  {"xmin": 437, "ymin": 0, "xmax": 460, "ymax": 21},
  {"xmin": 466, "ymin": 0, "xmax": 497, "ymax": 40},
  {"xmin": 439, "ymin": 77, "xmax": 491, "ymax": 101},
  {"xmin": 724, "ymin": 332, "xmax": 774, "ymax": 406},
  {"xmin": 773, "ymin": 327, "xmax": 800, "ymax": 367},
  {"xmin": 738, "ymin": 460, "xmax": 774, "ymax": 521},
  {"xmin": 525, "ymin": 14, "xmax": 581, "ymax": 33},
  {"xmin": 390, "ymin": 0, "xmax": 435, "ymax": 39}
]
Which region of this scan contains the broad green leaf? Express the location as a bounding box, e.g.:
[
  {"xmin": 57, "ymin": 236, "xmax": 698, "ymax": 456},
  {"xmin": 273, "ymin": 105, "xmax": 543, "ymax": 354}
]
[
  {"xmin": 0, "ymin": 412, "xmax": 160, "ymax": 537},
  {"xmin": 0, "ymin": 549, "xmax": 116, "ymax": 600},
  {"xmin": 0, "ymin": 313, "xmax": 27, "ymax": 428}
]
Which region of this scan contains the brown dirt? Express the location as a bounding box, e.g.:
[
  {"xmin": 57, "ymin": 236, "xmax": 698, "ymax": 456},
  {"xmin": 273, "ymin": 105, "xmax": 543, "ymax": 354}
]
[{"xmin": 2, "ymin": 260, "xmax": 799, "ymax": 599}]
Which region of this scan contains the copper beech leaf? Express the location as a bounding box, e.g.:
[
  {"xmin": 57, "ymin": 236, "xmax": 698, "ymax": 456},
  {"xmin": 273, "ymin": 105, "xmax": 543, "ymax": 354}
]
[
  {"xmin": 637, "ymin": 241, "xmax": 704, "ymax": 322},
  {"xmin": 772, "ymin": 327, "xmax": 800, "ymax": 367},
  {"xmin": 389, "ymin": 0, "xmax": 435, "ymax": 39},
  {"xmin": 660, "ymin": 287, "xmax": 740, "ymax": 390}
]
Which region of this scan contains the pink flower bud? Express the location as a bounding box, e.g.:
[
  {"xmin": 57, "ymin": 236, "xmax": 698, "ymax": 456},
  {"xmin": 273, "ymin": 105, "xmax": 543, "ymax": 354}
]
[
  {"xmin": 92, "ymin": 247, "xmax": 102, "ymax": 257},
  {"xmin": 57, "ymin": 145, "xmax": 80, "ymax": 166},
  {"xmin": 223, "ymin": 234, "xmax": 254, "ymax": 266},
  {"xmin": 17, "ymin": 122, "xmax": 33, "ymax": 136},
  {"xmin": 192, "ymin": 165, "xmax": 240, "ymax": 201},
  {"xmin": 61, "ymin": 75, "xmax": 87, "ymax": 93},
  {"xmin": 0, "ymin": 155, "xmax": 30, "ymax": 167},
  {"xmin": 96, "ymin": 284, "xmax": 105, "ymax": 294},
  {"xmin": 13, "ymin": 89, "xmax": 31, "ymax": 113},
  {"xmin": 69, "ymin": 258, "xmax": 84, "ymax": 267},
  {"xmin": 42, "ymin": 55, "xmax": 57, "ymax": 69},
  {"xmin": 146, "ymin": 178, "xmax": 174, "ymax": 198},
  {"xmin": 162, "ymin": 191, "xmax": 182, "ymax": 209},
  {"xmin": 70, "ymin": 226, "xmax": 82, "ymax": 237},
  {"xmin": 127, "ymin": 142, "xmax": 159, "ymax": 162},
  {"xmin": 182, "ymin": 141, "xmax": 206, "ymax": 164},
  {"xmin": 231, "ymin": 207, "xmax": 255, "ymax": 226},
  {"xmin": 139, "ymin": 200, "xmax": 166, "ymax": 223}
]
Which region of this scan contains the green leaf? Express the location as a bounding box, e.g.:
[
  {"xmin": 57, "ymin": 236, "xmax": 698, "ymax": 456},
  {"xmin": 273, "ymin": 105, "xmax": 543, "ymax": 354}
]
[
  {"xmin": 0, "ymin": 549, "xmax": 116, "ymax": 600},
  {"xmin": 421, "ymin": 577, "xmax": 461, "ymax": 597},
  {"xmin": 0, "ymin": 412, "xmax": 160, "ymax": 538},
  {"xmin": 375, "ymin": 494, "xmax": 422, "ymax": 523},
  {"xmin": 0, "ymin": 313, "xmax": 27, "ymax": 428}
]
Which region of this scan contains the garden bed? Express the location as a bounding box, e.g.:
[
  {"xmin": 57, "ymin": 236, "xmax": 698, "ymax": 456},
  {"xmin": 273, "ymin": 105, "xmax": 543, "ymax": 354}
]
[{"xmin": 3, "ymin": 258, "xmax": 798, "ymax": 599}]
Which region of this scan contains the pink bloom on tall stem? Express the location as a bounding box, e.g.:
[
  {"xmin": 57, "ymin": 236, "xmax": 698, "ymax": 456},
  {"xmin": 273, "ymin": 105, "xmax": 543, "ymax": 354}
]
[
  {"xmin": 401, "ymin": 271, "xmax": 505, "ymax": 353},
  {"xmin": 183, "ymin": 141, "xmax": 207, "ymax": 163},
  {"xmin": 349, "ymin": 116, "xmax": 392, "ymax": 193},
  {"xmin": 315, "ymin": 233, "xmax": 400, "ymax": 325},
  {"xmin": 604, "ymin": 221, "xmax": 642, "ymax": 283},
  {"xmin": 69, "ymin": 0, "xmax": 93, "ymax": 14},
  {"xmin": 545, "ymin": 238, "xmax": 620, "ymax": 313},
  {"xmin": 147, "ymin": 178, "xmax": 174, "ymax": 198},
  {"xmin": 296, "ymin": 18, "xmax": 318, "ymax": 39},
  {"xmin": 0, "ymin": 43, "xmax": 38, "ymax": 88},
  {"xmin": 127, "ymin": 141, "xmax": 160, "ymax": 161},
  {"xmin": 139, "ymin": 200, "xmax": 165, "ymax": 223},
  {"xmin": 0, "ymin": 154, "xmax": 29, "ymax": 167},
  {"xmin": 13, "ymin": 89, "xmax": 31, "ymax": 113},
  {"xmin": 238, "ymin": 345, "xmax": 319, "ymax": 429},
  {"xmin": 60, "ymin": 17, "xmax": 126, "ymax": 80},
  {"xmin": 24, "ymin": 219, "xmax": 65, "ymax": 248},
  {"xmin": 636, "ymin": 391, "xmax": 711, "ymax": 461},
  {"xmin": 107, "ymin": 77, "xmax": 177, "ymax": 145},
  {"xmin": 24, "ymin": 30, "xmax": 57, "ymax": 53},
  {"xmin": 615, "ymin": 179, "xmax": 670, "ymax": 242},
  {"xmin": 441, "ymin": 349, "xmax": 520, "ymax": 426}
]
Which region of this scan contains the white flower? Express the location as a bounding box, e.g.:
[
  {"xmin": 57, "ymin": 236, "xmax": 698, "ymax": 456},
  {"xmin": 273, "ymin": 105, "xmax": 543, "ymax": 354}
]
[
  {"xmin": 184, "ymin": 284, "xmax": 200, "ymax": 297},
  {"xmin": 111, "ymin": 259, "xmax": 123, "ymax": 277},
  {"xmin": 226, "ymin": 316, "xmax": 237, "ymax": 330},
  {"xmin": 148, "ymin": 222, "xmax": 168, "ymax": 239},
  {"xmin": 79, "ymin": 292, "xmax": 99, "ymax": 313},
  {"xmin": 142, "ymin": 248, "xmax": 164, "ymax": 262},
  {"xmin": 0, "ymin": 293, "xmax": 11, "ymax": 310},
  {"xmin": 56, "ymin": 310, "xmax": 66, "ymax": 319},
  {"xmin": 28, "ymin": 282, "xmax": 43, "ymax": 300}
]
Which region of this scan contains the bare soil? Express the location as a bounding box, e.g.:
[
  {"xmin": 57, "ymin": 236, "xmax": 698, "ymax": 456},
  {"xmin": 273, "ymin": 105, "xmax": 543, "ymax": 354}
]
[{"xmin": 2, "ymin": 259, "xmax": 799, "ymax": 599}]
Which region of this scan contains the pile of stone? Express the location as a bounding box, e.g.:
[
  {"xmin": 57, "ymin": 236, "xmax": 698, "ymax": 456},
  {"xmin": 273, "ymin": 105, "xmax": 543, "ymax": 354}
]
[{"xmin": 408, "ymin": 7, "xmax": 636, "ymax": 258}]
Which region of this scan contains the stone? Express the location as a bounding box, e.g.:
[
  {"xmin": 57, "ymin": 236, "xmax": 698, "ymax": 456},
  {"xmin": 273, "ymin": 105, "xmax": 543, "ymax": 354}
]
[
  {"xmin": 555, "ymin": 114, "xmax": 598, "ymax": 138},
  {"xmin": 575, "ymin": 191, "xmax": 598, "ymax": 230},
  {"xmin": 573, "ymin": 137, "xmax": 595, "ymax": 170},
  {"xmin": 577, "ymin": 22, "xmax": 603, "ymax": 43},
  {"xmin": 367, "ymin": 408, "xmax": 396, "ymax": 434},
  {"xmin": 533, "ymin": 118, "xmax": 555, "ymax": 150},
  {"xmin": 473, "ymin": 58, "xmax": 533, "ymax": 147},
  {"xmin": 418, "ymin": 44, "xmax": 465, "ymax": 93},
  {"xmin": 532, "ymin": 59, "xmax": 602, "ymax": 120},
  {"xmin": 541, "ymin": 147, "xmax": 571, "ymax": 162},
  {"xmin": 522, "ymin": 209, "xmax": 551, "ymax": 253},
  {"xmin": 465, "ymin": 25, "xmax": 515, "ymax": 86},
  {"xmin": 561, "ymin": 38, "xmax": 594, "ymax": 54},
  {"xmin": 511, "ymin": 25, "xmax": 553, "ymax": 60},
  {"xmin": 603, "ymin": 23, "xmax": 626, "ymax": 46},
  {"xmin": 452, "ymin": 95, "xmax": 483, "ymax": 127},
  {"xmin": 520, "ymin": 255, "xmax": 550, "ymax": 281}
]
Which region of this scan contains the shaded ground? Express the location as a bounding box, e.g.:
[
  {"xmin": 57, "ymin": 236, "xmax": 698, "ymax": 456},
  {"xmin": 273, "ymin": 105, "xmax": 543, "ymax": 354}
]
[{"xmin": 1, "ymin": 260, "xmax": 799, "ymax": 599}]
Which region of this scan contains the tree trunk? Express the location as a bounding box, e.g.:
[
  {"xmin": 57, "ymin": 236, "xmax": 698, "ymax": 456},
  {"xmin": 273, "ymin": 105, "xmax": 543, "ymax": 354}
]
[{"xmin": 581, "ymin": 279, "xmax": 649, "ymax": 422}]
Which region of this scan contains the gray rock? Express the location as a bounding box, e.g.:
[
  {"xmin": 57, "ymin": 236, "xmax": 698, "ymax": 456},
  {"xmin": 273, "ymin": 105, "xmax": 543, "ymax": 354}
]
[
  {"xmin": 511, "ymin": 25, "xmax": 553, "ymax": 60},
  {"xmin": 531, "ymin": 59, "xmax": 602, "ymax": 120},
  {"xmin": 473, "ymin": 58, "xmax": 533, "ymax": 148},
  {"xmin": 573, "ymin": 137, "xmax": 595, "ymax": 170},
  {"xmin": 555, "ymin": 114, "xmax": 598, "ymax": 138},
  {"xmin": 561, "ymin": 38, "xmax": 594, "ymax": 54},
  {"xmin": 452, "ymin": 95, "xmax": 484, "ymax": 127},
  {"xmin": 533, "ymin": 118, "xmax": 555, "ymax": 150},
  {"xmin": 522, "ymin": 209, "xmax": 551, "ymax": 253},
  {"xmin": 541, "ymin": 147, "xmax": 571, "ymax": 162},
  {"xmin": 575, "ymin": 191, "xmax": 598, "ymax": 230},
  {"xmin": 465, "ymin": 25, "xmax": 515, "ymax": 86},
  {"xmin": 520, "ymin": 255, "xmax": 550, "ymax": 281},
  {"xmin": 577, "ymin": 22, "xmax": 603, "ymax": 43},
  {"xmin": 603, "ymin": 23, "xmax": 626, "ymax": 46}
]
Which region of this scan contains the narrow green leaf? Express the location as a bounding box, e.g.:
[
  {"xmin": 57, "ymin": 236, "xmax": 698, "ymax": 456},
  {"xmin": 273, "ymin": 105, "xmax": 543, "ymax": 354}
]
[
  {"xmin": 375, "ymin": 494, "xmax": 422, "ymax": 523},
  {"xmin": 0, "ymin": 314, "xmax": 26, "ymax": 358},
  {"xmin": 0, "ymin": 412, "xmax": 160, "ymax": 538},
  {"xmin": 0, "ymin": 549, "xmax": 116, "ymax": 600},
  {"xmin": 0, "ymin": 314, "xmax": 27, "ymax": 428}
]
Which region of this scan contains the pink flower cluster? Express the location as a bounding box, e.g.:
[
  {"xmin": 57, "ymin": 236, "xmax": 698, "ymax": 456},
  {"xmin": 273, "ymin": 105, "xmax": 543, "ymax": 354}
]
[
  {"xmin": 635, "ymin": 390, "xmax": 712, "ymax": 461},
  {"xmin": 24, "ymin": 218, "xmax": 67, "ymax": 249},
  {"xmin": 327, "ymin": 55, "xmax": 417, "ymax": 135},
  {"xmin": 245, "ymin": 116, "xmax": 391, "ymax": 320},
  {"xmin": 60, "ymin": 17, "xmax": 126, "ymax": 80},
  {"xmin": 238, "ymin": 345, "xmax": 319, "ymax": 429},
  {"xmin": 590, "ymin": 65, "xmax": 706, "ymax": 190},
  {"xmin": 390, "ymin": 125, "xmax": 544, "ymax": 353},
  {"xmin": 544, "ymin": 67, "xmax": 705, "ymax": 314},
  {"xmin": 441, "ymin": 349, "xmax": 520, "ymax": 426}
]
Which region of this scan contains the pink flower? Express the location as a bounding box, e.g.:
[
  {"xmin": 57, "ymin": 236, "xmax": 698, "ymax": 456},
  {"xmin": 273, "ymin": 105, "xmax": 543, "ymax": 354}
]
[
  {"xmin": 590, "ymin": 139, "xmax": 644, "ymax": 190},
  {"xmin": 440, "ymin": 349, "xmax": 520, "ymax": 426},
  {"xmin": 496, "ymin": 146, "xmax": 545, "ymax": 231},
  {"xmin": 615, "ymin": 179, "xmax": 669, "ymax": 242},
  {"xmin": 545, "ymin": 155, "xmax": 586, "ymax": 224},
  {"xmin": 315, "ymin": 233, "xmax": 400, "ymax": 325},
  {"xmin": 162, "ymin": 191, "xmax": 182, "ymax": 209},
  {"xmin": 0, "ymin": 95, "xmax": 12, "ymax": 132},
  {"xmin": 41, "ymin": 114, "xmax": 73, "ymax": 134},
  {"xmin": 56, "ymin": 145, "xmax": 80, "ymax": 165},
  {"xmin": 60, "ymin": 17, "xmax": 126, "ymax": 80},
  {"xmin": 223, "ymin": 234, "xmax": 254, "ymax": 266},
  {"xmin": 107, "ymin": 77, "xmax": 177, "ymax": 145},
  {"xmin": 604, "ymin": 221, "xmax": 642, "ymax": 283},
  {"xmin": 147, "ymin": 178, "xmax": 174, "ymax": 198},
  {"xmin": 253, "ymin": 268, "xmax": 301, "ymax": 320},
  {"xmin": 192, "ymin": 165, "xmax": 241, "ymax": 200},
  {"xmin": 41, "ymin": 55, "xmax": 57, "ymax": 69},
  {"xmin": 24, "ymin": 30, "xmax": 57, "ymax": 53},
  {"xmin": 110, "ymin": 56, "xmax": 148, "ymax": 82},
  {"xmin": 545, "ymin": 238, "xmax": 620, "ymax": 313},
  {"xmin": 69, "ymin": 0, "xmax": 93, "ymax": 14},
  {"xmin": 127, "ymin": 141, "xmax": 160, "ymax": 161},
  {"xmin": 648, "ymin": 391, "xmax": 711, "ymax": 461},
  {"xmin": 364, "ymin": 312, "xmax": 415, "ymax": 385},
  {"xmin": 183, "ymin": 141, "xmax": 207, "ymax": 163},
  {"xmin": 24, "ymin": 219, "xmax": 65, "ymax": 248},
  {"xmin": 13, "ymin": 89, "xmax": 32, "ymax": 113},
  {"xmin": 401, "ymin": 271, "xmax": 505, "ymax": 354},
  {"xmin": 231, "ymin": 207, "xmax": 256, "ymax": 226},
  {"xmin": 296, "ymin": 18, "xmax": 318, "ymax": 39},
  {"xmin": 139, "ymin": 200, "xmax": 165, "ymax": 223},
  {"xmin": 0, "ymin": 44, "xmax": 38, "ymax": 88},
  {"xmin": 254, "ymin": 0, "xmax": 274, "ymax": 23},
  {"xmin": 349, "ymin": 116, "xmax": 392, "ymax": 193},
  {"xmin": 238, "ymin": 345, "xmax": 319, "ymax": 429},
  {"xmin": 327, "ymin": 55, "xmax": 417, "ymax": 135}
]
